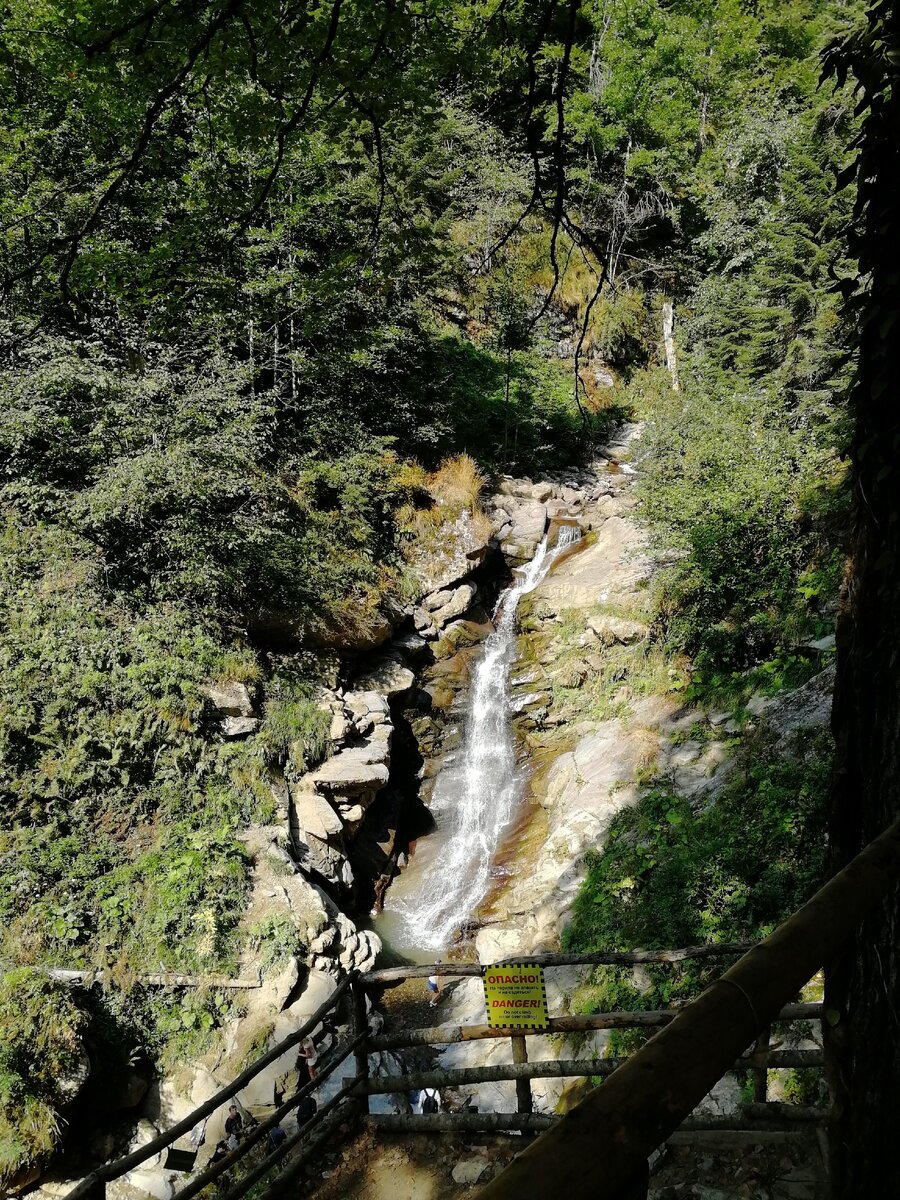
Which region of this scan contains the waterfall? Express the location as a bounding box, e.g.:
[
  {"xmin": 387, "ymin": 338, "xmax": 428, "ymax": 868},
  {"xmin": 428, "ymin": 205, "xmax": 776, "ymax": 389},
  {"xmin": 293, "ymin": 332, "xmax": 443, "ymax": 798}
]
[{"xmin": 383, "ymin": 524, "xmax": 581, "ymax": 952}]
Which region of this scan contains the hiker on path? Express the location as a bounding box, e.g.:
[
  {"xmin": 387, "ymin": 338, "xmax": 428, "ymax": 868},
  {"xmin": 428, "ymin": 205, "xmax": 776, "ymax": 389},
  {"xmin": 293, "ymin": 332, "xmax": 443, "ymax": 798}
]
[
  {"xmin": 299, "ymin": 1034, "xmax": 319, "ymax": 1080},
  {"xmin": 427, "ymin": 961, "xmax": 441, "ymax": 1008}
]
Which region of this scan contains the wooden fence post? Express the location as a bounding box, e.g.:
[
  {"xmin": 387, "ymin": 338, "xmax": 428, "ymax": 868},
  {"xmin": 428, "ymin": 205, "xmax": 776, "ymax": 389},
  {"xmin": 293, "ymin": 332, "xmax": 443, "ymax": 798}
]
[
  {"xmin": 511, "ymin": 1036, "xmax": 532, "ymax": 1115},
  {"xmin": 351, "ymin": 978, "xmax": 371, "ymax": 1113},
  {"xmin": 614, "ymin": 1161, "xmax": 649, "ymax": 1200},
  {"xmin": 752, "ymin": 1026, "xmax": 771, "ymax": 1103}
]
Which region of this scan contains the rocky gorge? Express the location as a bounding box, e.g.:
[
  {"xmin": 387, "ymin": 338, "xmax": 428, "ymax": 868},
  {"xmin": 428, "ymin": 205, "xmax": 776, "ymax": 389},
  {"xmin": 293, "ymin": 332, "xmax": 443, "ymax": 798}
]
[{"xmin": 34, "ymin": 423, "xmax": 835, "ymax": 1200}]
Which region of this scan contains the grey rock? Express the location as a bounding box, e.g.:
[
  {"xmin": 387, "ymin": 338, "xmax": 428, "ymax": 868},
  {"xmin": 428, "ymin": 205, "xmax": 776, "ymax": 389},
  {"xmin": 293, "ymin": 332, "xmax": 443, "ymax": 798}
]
[
  {"xmin": 423, "ymin": 586, "xmax": 455, "ymax": 612},
  {"xmin": 585, "ymin": 613, "xmax": 648, "ymax": 646},
  {"xmin": 344, "ymin": 690, "xmax": 390, "ymax": 718},
  {"xmin": 393, "ymin": 630, "xmax": 427, "ymax": 654},
  {"xmin": 507, "ymin": 498, "xmax": 548, "ymax": 546},
  {"xmin": 431, "ymin": 582, "xmax": 477, "ymax": 629},
  {"xmin": 805, "ymin": 633, "xmax": 836, "ymax": 653},
  {"xmin": 329, "ymin": 710, "xmax": 351, "ymax": 742},
  {"xmin": 353, "ymin": 653, "xmax": 415, "ymax": 697},
  {"xmin": 746, "ymin": 694, "xmax": 772, "ymax": 717},
  {"xmin": 222, "ymin": 715, "xmax": 259, "ymax": 738},
  {"xmin": 311, "ymin": 749, "xmax": 389, "ymax": 793},
  {"xmin": 452, "ymin": 1159, "xmax": 489, "ymax": 1186},
  {"xmin": 497, "ymin": 478, "xmax": 535, "ymax": 500},
  {"xmin": 203, "ymin": 681, "xmax": 255, "ymax": 716},
  {"xmin": 269, "ymin": 956, "xmax": 300, "ymax": 1011},
  {"xmin": 291, "ymin": 784, "xmax": 344, "ymax": 839}
]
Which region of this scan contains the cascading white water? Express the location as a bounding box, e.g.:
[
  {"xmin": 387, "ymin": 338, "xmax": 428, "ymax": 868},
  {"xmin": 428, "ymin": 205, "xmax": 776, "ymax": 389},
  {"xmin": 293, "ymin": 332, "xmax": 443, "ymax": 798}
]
[{"xmin": 382, "ymin": 523, "xmax": 581, "ymax": 952}]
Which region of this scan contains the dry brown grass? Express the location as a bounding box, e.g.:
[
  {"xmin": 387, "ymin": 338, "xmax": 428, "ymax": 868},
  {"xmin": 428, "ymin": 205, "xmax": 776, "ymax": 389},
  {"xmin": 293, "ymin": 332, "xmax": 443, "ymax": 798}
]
[{"xmin": 429, "ymin": 453, "xmax": 485, "ymax": 509}]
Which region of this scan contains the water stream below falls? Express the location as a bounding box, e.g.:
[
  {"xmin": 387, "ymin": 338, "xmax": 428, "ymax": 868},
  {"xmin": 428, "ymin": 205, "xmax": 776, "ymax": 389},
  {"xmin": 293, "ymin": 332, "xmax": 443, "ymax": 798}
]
[{"xmin": 377, "ymin": 525, "xmax": 581, "ymax": 957}]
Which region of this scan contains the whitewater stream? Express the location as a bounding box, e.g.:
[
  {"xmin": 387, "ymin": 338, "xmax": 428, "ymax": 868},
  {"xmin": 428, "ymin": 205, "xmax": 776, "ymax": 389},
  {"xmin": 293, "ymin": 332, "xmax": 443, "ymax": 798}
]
[{"xmin": 378, "ymin": 526, "xmax": 580, "ymax": 956}]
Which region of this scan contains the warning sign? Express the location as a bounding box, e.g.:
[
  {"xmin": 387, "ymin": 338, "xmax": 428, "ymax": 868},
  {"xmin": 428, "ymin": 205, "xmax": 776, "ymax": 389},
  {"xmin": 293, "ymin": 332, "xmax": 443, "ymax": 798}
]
[{"xmin": 482, "ymin": 962, "xmax": 549, "ymax": 1029}]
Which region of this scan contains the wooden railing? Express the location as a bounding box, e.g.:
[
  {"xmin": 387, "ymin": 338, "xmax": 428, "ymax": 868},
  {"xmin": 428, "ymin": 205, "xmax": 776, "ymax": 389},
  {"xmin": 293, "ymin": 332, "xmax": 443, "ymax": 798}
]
[
  {"xmin": 61, "ymin": 816, "xmax": 900, "ymax": 1200},
  {"xmin": 476, "ymin": 815, "xmax": 900, "ymax": 1200},
  {"xmin": 65, "ymin": 972, "xmax": 364, "ymax": 1200}
]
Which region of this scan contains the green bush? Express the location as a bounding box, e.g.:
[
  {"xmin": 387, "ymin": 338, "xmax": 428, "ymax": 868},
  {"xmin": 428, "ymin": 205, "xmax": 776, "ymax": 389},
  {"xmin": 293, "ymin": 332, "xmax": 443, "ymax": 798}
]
[
  {"xmin": 0, "ymin": 971, "xmax": 87, "ymax": 1187},
  {"xmin": 564, "ymin": 726, "xmax": 831, "ymax": 1007}
]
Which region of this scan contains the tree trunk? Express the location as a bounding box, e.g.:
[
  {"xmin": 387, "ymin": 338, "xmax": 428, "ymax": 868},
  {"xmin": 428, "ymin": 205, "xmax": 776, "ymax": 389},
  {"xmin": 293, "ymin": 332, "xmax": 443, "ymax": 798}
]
[{"xmin": 825, "ymin": 12, "xmax": 900, "ymax": 1195}]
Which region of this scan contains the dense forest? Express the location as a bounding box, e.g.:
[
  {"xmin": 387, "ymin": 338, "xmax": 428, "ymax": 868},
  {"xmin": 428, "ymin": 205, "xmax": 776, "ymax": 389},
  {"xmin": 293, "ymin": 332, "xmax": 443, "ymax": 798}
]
[{"xmin": 0, "ymin": 0, "xmax": 874, "ymax": 1185}]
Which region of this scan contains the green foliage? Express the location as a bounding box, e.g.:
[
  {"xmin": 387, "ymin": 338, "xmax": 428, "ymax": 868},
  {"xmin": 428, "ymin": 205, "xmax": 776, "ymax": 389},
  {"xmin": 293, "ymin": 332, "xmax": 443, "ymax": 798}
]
[
  {"xmin": 0, "ymin": 0, "xmax": 864, "ymax": 1174},
  {"xmin": 248, "ymin": 914, "xmax": 305, "ymax": 973},
  {"xmin": 259, "ymin": 681, "xmax": 331, "ymax": 776},
  {"xmin": 626, "ymin": 4, "xmax": 857, "ymax": 674},
  {"xmin": 564, "ymin": 726, "xmax": 832, "ymax": 1005},
  {"xmin": 0, "ymin": 970, "xmax": 86, "ymax": 1185},
  {"xmin": 591, "ymin": 289, "xmax": 649, "ymax": 367}
]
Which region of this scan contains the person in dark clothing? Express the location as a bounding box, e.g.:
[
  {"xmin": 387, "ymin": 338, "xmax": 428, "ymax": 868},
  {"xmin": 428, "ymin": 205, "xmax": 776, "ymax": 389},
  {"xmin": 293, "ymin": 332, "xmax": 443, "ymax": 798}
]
[
  {"xmin": 296, "ymin": 1094, "xmax": 317, "ymax": 1130},
  {"xmin": 224, "ymin": 1104, "xmax": 243, "ymax": 1139},
  {"xmin": 268, "ymin": 1125, "xmax": 287, "ymax": 1150},
  {"xmin": 209, "ymin": 1141, "xmax": 230, "ymax": 1165}
]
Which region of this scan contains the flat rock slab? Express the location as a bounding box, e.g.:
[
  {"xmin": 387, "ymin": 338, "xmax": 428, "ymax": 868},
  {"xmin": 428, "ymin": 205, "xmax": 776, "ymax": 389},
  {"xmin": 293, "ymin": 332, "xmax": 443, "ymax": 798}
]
[
  {"xmin": 202, "ymin": 680, "xmax": 255, "ymax": 716},
  {"xmin": 536, "ymin": 515, "xmax": 650, "ymax": 609},
  {"xmin": 311, "ymin": 749, "xmax": 390, "ymax": 792}
]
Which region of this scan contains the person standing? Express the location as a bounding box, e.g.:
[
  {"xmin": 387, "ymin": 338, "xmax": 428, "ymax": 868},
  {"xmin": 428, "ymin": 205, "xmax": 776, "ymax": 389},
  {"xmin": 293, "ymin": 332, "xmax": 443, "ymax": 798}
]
[
  {"xmin": 299, "ymin": 1035, "xmax": 318, "ymax": 1079},
  {"xmin": 426, "ymin": 960, "xmax": 442, "ymax": 1008}
]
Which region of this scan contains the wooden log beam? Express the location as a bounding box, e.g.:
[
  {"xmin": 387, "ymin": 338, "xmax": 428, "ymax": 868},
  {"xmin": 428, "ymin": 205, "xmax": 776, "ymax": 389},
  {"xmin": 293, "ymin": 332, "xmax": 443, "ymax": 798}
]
[
  {"xmin": 752, "ymin": 1025, "xmax": 770, "ymax": 1103},
  {"xmin": 361, "ymin": 944, "xmax": 756, "ymax": 987},
  {"xmin": 350, "ymin": 980, "xmax": 370, "ymax": 1115},
  {"xmin": 742, "ymin": 1103, "xmax": 828, "ymax": 1123},
  {"xmin": 369, "ymin": 1113, "xmax": 557, "ymax": 1134},
  {"xmin": 367, "ymin": 1104, "xmax": 828, "ymax": 1138},
  {"xmin": 36, "ymin": 967, "xmax": 263, "ymax": 989},
  {"xmin": 512, "ymin": 1036, "xmax": 532, "ymax": 1115},
  {"xmin": 367, "ymin": 1003, "xmax": 823, "ymax": 1052},
  {"xmin": 665, "ymin": 1131, "xmax": 806, "ymax": 1147},
  {"xmin": 476, "ymin": 816, "xmax": 900, "ymax": 1200},
  {"xmin": 346, "ymin": 1051, "xmax": 823, "ymax": 1096}
]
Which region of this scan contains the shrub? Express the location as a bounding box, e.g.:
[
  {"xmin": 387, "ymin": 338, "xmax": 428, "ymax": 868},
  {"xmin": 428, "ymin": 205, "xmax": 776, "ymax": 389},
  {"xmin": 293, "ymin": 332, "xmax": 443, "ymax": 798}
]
[{"xmin": 0, "ymin": 971, "xmax": 86, "ymax": 1187}]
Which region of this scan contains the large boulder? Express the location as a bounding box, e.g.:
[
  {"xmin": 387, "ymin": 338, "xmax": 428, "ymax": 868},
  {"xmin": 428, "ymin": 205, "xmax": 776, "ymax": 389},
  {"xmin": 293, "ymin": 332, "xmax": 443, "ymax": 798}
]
[
  {"xmin": 352, "ymin": 653, "xmax": 415, "ymax": 697},
  {"xmin": 409, "ymin": 508, "xmax": 492, "ymax": 594},
  {"xmin": 499, "ymin": 498, "xmax": 547, "ymax": 561},
  {"xmin": 202, "ymin": 681, "xmax": 255, "ymax": 716},
  {"xmin": 431, "ymin": 582, "xmax": 477, "ymax": 629},
  {"xmin": 585, "ymin": 613, "xmax": 648, "ymax": 646},
  {"xmin": 536, "ymin": 515, "xmax": 649, "ymax": 609},
  {"xmin": 291, "ymin": 783, "xmax": 344, "ymax": 839},
  {"xmin": 311, "ymin": 748, "xmax": 390, "ymax": 793}
]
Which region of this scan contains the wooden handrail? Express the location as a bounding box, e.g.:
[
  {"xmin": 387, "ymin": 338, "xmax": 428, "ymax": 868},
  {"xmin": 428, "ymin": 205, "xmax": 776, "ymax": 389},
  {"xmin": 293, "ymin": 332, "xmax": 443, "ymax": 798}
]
[
  {"xmin": 361, "ymin": 943, "xmax": 755, "ymax": 987},
  {"xmin": 172, "ymin": 1030, "xmax": 368, "ymax": 1200},
  {"xmin": 476, "ymin": 816, "xmax": 900, "ymax": 1200},
  {"xmin": 367, "ymin": 1104, "xmax": 830, "ymax": 1136},
  {"xmin": 346, "ymin": 1049, "xmax": 824, "ymax": 1096},
  {"xmin": 64, "ymin": 972, "xmax": 355, "ymax": 1200},
  {"xmin": 366, "ymin": 1003, "xmax": 823, "ymax": 1051}
]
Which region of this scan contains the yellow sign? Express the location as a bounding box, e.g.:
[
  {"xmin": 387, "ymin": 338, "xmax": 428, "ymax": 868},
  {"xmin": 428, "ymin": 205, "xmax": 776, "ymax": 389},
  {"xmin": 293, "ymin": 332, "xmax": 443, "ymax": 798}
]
[{"xmin": 482, "ymin": 962, "xmax": 548, "ymax": 1029}]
